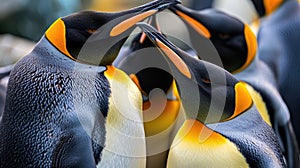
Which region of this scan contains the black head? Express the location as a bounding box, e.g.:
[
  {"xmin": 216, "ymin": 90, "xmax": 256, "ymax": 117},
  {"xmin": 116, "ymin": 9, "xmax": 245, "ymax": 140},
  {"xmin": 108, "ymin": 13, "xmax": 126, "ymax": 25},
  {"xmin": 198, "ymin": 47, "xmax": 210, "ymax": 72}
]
[
  {"xmin": 45, "ymin": 0, "xmax": 181, "ymax": 66},
  {"xmin": 170, "ymin": 5, "xmax": 257, "ymax": 73},
  {"xmin": 137, "ymin": 23, "xmax": 253, "ymax": 124}
]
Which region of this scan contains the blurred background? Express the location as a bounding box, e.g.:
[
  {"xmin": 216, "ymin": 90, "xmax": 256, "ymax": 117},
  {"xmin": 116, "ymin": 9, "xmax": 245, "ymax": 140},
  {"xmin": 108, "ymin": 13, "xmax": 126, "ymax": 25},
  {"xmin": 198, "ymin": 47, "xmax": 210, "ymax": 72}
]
[{"xmin": 0, "ymin": 0, "xmax": 257, "ymax": 67}]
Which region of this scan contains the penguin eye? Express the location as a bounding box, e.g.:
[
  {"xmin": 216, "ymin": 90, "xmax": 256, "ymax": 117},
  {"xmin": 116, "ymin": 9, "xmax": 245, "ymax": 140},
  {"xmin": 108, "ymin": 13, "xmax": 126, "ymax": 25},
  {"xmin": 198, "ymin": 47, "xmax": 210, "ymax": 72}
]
[
  {"xmin": 218, "ymin": 33, "xmax": 231, "ymax": 40},
  {"xmin": 201, "ymin": 77, "xmax": 211, "ymax": 84},
  {"xmin": 87, "ymin": 29, "xmax": 97, "ymax": 34}
]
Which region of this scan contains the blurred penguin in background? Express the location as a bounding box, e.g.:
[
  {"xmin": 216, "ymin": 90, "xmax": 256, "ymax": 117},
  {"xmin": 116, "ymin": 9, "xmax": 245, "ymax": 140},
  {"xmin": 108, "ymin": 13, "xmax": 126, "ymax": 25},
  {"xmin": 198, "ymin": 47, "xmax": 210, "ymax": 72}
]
[
  {"xmin": 189, "ymin": 0, "xmax": 213, "ymax": 10},
  {"xmin": 250, "ymin": 0, "xmax": 300, "ymax": 150}
]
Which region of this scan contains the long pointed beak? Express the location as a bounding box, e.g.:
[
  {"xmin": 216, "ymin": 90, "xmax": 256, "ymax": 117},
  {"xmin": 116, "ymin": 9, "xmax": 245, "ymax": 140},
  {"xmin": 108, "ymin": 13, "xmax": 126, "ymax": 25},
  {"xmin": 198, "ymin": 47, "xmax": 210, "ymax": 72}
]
[
  {"xmin": 110, "ymin": 0, "xmax": 181, "ymax": 37},
  {"xmin": 169, "ymin": 5, "xmax": 211, "ymax": 38},
  {"xmin": 136, "ymin": 22, "xmax": 192, "ymax": 79},
  {"xmin": 139, "ymin": 15, "xmax": 161, "ymax": 44}
]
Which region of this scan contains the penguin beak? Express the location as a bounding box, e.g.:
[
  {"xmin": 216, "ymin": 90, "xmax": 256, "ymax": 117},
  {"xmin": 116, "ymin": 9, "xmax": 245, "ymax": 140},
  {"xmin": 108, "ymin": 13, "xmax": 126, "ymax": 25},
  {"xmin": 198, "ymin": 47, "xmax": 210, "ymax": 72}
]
[
  {"xmin": 110, "ymin": 0, "xmax": 181, "ymax": 37},
  {"xmin": 169, "ymin": 5, "xmax": 211, "ymax": 38},
  {"xmin": 139, "ymin": 15, "xmax": 161, "ymax": 44},
  {"xmin": 136, "ymin": 22, "xmax": 192, "ymax": 79}
]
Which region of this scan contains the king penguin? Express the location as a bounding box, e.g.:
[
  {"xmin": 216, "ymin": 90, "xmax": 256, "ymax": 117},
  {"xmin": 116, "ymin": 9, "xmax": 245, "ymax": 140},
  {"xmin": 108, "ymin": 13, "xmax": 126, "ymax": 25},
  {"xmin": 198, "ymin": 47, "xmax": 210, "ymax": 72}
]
[
  {"xmin": 169, "ymin": 4, "xmax": 299, "ymax": 167},
  {"xmin": 137, "ymin": 22, "xmax": 286, "ymax": 167},
  {"xmin": 114, "ymin": 15, "xmax": 184, "ymax": 168},
  {"xmin": 250, "ymin": 0, "xmax": 300, "ymax": 153},
  {"xmin": 0, "ymin": 0, "xmax": 181, "ymax": 167}
]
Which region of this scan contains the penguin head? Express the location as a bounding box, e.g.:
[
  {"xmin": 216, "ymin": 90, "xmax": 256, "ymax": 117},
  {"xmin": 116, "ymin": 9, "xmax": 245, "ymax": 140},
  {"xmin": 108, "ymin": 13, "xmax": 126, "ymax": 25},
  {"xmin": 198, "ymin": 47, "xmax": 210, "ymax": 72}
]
[
  {"xmin": 130, "ymin": 15, "xmax": 162, "ymax": 52},
  {"xmin": 250, "ymin": 0, "xmax": 284, "ymax": 17},
  {"xmin": 45, "ymin": 0, "xmax": 181, "ymax": 66},
  {"xmin": 127, "ymin": 16, "xmax": 174, "ymax": 96},
  {"xmin": 137, "ymin": 23, "xmax": 253, "ymax": 124},
  {"xmin": 170, "ymin": 5, "xmax": 257, "ymax": 73}
]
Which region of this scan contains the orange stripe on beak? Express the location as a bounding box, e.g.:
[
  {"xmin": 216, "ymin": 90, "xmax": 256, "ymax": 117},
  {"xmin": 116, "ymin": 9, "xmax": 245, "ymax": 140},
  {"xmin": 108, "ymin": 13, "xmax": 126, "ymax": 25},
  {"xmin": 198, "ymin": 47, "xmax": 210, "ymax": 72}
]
[
  {"xmin": 110, "ymin": 10, "xmax": 157, "ymax": 37},
  {"xmin": 156, "ymin": 39, "xmax": 192, "ymax": 79}
]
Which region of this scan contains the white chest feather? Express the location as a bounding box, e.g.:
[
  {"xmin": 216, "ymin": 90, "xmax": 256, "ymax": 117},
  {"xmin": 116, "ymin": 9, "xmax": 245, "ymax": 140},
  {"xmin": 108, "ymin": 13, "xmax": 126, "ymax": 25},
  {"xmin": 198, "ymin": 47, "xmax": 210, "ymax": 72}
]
[{"xmin": 97, "ymin": 67, "xmax": 146, "ymax": 168}]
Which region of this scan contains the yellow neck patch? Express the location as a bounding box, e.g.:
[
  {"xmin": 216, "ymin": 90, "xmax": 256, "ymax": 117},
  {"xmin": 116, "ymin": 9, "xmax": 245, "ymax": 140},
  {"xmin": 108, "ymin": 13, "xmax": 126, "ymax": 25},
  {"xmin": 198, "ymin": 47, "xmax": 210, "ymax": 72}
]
[
  {"xmin": 242, "ymin": 82, "xmax": 271, "ymax": 126},
  {"xmin": 104, "ymin": 65, "xmax": 131, "ymax": 84},
  {"xmin": 176, "ymin": 11, "xmax": 211, "ymax": 38},
  {"xmin": 233, "ymin": 25, "xmax": 257, "ymax": 74},
  {"xmin": 226, "ymin": 82, "xmax": 253, "ymax": 121},
  {"xmin": 45, "ymin": 18, "xmax": 73, "ymax": 59},
  {"xmin": 143, "ymin": 100, "xmax": 180, "ymax": 136},
  {"xmin": 167, "ymin": 119, "xmax": 249, "ymax": 167},
  {"xmin": 264, "ymin": 0, "xmax": 283, "ymax": 15},
  {"xmin": 177, "ymin": 120, "xmax": 226, "ymax": 144}
]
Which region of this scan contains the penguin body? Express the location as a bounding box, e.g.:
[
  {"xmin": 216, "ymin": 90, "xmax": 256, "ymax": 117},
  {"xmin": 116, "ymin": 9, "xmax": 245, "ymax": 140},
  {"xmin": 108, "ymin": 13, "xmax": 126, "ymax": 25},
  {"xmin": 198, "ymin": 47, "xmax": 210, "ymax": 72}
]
[
  {"xmin": 137, "ymin": 22, "xmax": 286, "ymax": 167},
  {"xmin": 169, "ymin": 106, "xmax": 284, "ymax": 168},
  {"xmin": 0, "ymin": 0, "xmax": 181, "ymax": 166},
  {"xmin": 1, "ymin": 38, "xmax": 109, "ymax": 167},
  {"xmin": 169, "ymin": 5, "xmax": 299, "ymax": 167},
  {"xmin": 251, "ymin": 0, "xmax": 300, "ymax": 151},
  {"xmin": 115, "ymin": 16, "xmax": 184, "ymax": 167},
  {"xmin": 206, "ymin": 104, "xmax": 285, "ymax": 168}
]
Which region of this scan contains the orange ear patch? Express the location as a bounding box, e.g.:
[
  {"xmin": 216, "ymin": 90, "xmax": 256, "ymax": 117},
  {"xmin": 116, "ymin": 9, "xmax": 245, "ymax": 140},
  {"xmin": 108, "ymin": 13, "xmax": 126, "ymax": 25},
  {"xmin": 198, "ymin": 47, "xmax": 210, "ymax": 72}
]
[
  {"xmin": 45, "ymin": 18, "xmax": 73, "ymax": 59},
  {"xmin": 226, "ymin": 82, "xmax": 253, "ymax": 121},
  {"xmin": 232, "ymin": 25, "xmax": 257, "ymax": 74}
]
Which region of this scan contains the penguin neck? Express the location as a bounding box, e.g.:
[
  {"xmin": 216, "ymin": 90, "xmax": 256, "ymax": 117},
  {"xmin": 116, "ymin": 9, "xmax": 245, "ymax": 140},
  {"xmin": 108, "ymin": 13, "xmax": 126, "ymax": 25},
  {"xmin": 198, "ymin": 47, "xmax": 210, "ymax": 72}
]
[
  {"xmin": 167, "ymin": 119, "xmax": 249, "ymax": 167},
  {"xmin": 142, "ymin": 81, "xmax": 180, "ymax": 137},
  {"xmin": 237, "ymin": 56, "xmax": 257, "ymax": 73},
  {"xmin": 38, "ymin": 35, "xmax": 110, "ymax": 72}
]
